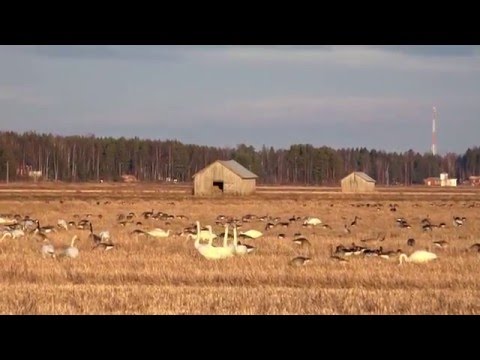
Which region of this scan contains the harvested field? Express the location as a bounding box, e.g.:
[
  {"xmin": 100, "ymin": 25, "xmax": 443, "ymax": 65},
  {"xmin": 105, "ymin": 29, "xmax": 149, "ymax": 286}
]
[{"xmin": 1, "ymin": 183, "xmax": 480, "ymax": 314}]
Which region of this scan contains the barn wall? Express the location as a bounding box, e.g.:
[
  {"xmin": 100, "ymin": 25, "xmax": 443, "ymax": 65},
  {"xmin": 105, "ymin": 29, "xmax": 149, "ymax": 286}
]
[
  {"xmin": 193, "ymin": 162, "xmax": 256, "ymax": 195},
  {"xmin": 341, "ymin": 173, "xmax": 375, "ymax": 193},
  {"xmin": 234, "ymin": 178, "xmax": 256, "ymax": 195}
]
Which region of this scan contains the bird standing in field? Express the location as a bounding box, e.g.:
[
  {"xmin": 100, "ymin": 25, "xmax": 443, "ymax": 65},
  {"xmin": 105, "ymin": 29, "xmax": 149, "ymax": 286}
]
[
  {"xmin": 289, "ymin": 256, "xmax": 311, "ymax": 267},
  {"xmin": 399, "ymin": 250, "xmax": 437, "ymax": 264}
]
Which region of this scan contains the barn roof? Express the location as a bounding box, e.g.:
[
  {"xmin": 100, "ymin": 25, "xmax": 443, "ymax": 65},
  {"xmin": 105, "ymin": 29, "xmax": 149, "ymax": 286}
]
[
  {"xmin": 354, "ymin": 172, "xmax": 376, "ymax": 183},
  {"xmin": 343, "ymin": 171, "xmax": 376, "ymax": 183},
  {"xmin": 192, "ymin": 160, "xmax": 258, "ymax": 179},
  {"xmin": 218, "ymin": 160, "xmax": 258, "ymax": 179}
]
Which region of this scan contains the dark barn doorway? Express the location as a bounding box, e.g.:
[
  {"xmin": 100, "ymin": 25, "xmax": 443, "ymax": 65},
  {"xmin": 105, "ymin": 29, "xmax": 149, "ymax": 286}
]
[{"xmin": 213, "ymin": 181, "xmax": 224, "ymax": 193}]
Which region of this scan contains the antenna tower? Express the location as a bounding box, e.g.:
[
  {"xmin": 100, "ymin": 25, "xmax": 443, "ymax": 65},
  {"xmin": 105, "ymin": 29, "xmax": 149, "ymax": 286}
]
[{"xmin": 431, "ymin": 106, "xmax": 437, "ymax": 155}]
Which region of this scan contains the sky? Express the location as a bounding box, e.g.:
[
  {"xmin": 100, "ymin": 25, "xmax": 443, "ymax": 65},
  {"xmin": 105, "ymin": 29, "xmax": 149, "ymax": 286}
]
[{"xmin": 0, "ymin": 45, "xmax": 479, "ymax": 154}]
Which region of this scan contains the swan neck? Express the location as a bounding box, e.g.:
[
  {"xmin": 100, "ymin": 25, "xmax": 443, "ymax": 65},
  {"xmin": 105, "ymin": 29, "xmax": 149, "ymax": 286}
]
[
  {"xmin": 233, "ymin": 227, "xmax": 238, "ymax": 249},
  {"xmin": 223, "ymin": 225, "xmax": 228, "ymax": 247}
]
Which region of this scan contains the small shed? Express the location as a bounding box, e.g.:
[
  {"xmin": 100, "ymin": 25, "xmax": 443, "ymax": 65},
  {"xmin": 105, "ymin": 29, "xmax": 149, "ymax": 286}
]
[
  {"xmin": 341, "ymin": 172, "xmax": 376, "ymax": 193},
  {"xmin": 192, "ymin": 160, "xmax": 258, "ymax": 196}
]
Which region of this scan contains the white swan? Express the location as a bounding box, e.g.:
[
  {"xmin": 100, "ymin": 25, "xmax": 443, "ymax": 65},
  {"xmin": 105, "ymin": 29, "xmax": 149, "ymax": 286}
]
[
  {"xmin": 192, "ymin": 221, "xmax": 236, "ymax": 260},
  {"xmin": 303, "ymin": 217, "xmax": 322, "ymax": 226},
  {"xmin": 143, "ymin": 228, "xmax": 172, "ymax": 238},
  {"xmin": 0, "ymin": 232, "xmax": 12, "ymax": 242},
  {"xmin": 41, "ymin": 240, "xmax": 56, "ymax": 258},
  {"xmin": 187, "ymin": 224, "xmax": 217, "ymax": 242},
  {"xmin": 399, "ymin": 250, "xmax": 437, "ymax": 264},
  {"xmin": 239, "ymin": 229, "xmax": 263, "ymax": 239},
  {"xmin": 232, "ymin": 226, "xmax": 248, "ymax": 256},
  {"xmin": 60, "ymin": 235, "xmax": 79, "ymax": 258},
  {"xmin": 214, "ymin": 224, "xmax": 235, "ymax": 258},
  {"xmin": 0, "ymin": 217, "xmax": 17, "ymax": 226}
]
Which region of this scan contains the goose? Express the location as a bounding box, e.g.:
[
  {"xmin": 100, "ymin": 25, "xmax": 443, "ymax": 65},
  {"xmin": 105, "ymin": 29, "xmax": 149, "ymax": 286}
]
[
  {"xmin": 433, "ymin": 240, "xmax": 448, "ymax": 249},
  {"xmin": 33, "ymin": 226, "xmax": 49, "ymax": 241},
  {"xmin": 36, "ymin": 220, "xmax": 56, "ymax": 234},
  {"xmin": 288, "ymin": 215, "xmax": 298, "ymax": 223},
  {"xmin": 399, "ymin": 250, "xmax": 437, "ymax": 264},
  {"xmin": 349, "ymin": 243, "xmax": 366, "ymax": 255},
  {"xmin": 41, "ymin": 240, "xmax": 56, "ymax": 258},
  {"xmin": 329, "ymin": 245, "xmax": 349, "ymax": 262},
  {"xmin": 264, "ymin": 222, "xmax": 276, "ymax": 230},
  {"xmin": 422, "ymin": 224, "xmax": 433, "ymax": 232},
  {"xmin": 289, "ymin": 256, "xmax": 311, "ymax": 267},
  {"xmin": 130, "ymin": 229, "xmax": 146, "ymax": 236},
  {"xmin": 141, "ymin": 209, "xmax": 155, "ymax": 219},
  {"xmin": 292, "ymin": 236, "xmax": 310, "ymax": 247},
  {"xmin": 362, "ymin": 248, "xmax": 379, "ymax": 257},
  {"xmin": 76, "ymin": 219, "xmax": 91, "ymax": 230},
  {"xmin": 452, "ymin": 217, "xmax": 463, "ymax": 227},
  {"xmin": 89, "ymin": 223, "xmax": 102, "ymax": 245},
  {"xmin": 350, "ymin": 216, "xmax": 360, "ymax": 227},
  {"xmin": 239, "ymin": 229, "xmax": 263, "ymax": 239},
  {"xmin": 378, "ymin": 247, "xmax": 402, "ymax": 260},
  {"xmin": 93, "ymin": 240, "xmax": 115, "ymax": 251},
  {"xmin": 468, "ymin": 243, "xmax": 480, "ymax": 252},
  {"xmin": 59, "ymin": 235, "xmax": 79, "ymax": 259},
  {"xmin": 237, "ymin": 240, "xmax": 255, "ymax": 254},
  {"xmin": 330, "ymin": 254, "xmax": 349, "ymax": 263}
]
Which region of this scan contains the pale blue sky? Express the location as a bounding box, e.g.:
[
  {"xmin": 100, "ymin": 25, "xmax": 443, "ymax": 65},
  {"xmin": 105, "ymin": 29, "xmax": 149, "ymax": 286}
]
[{"xmin": 0, "ymin": 45, "xmax": 479, "ymax": 153}]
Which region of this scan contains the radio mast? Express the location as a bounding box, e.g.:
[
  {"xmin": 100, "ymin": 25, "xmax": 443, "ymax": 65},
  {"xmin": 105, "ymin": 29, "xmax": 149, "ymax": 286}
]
[{"xmin": 431, "ymin": 106, "xmax": 437, "ymax": 155}]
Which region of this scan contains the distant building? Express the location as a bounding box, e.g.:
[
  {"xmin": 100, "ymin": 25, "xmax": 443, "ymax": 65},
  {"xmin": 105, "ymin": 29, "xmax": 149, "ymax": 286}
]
[
  {"xmin": 424, "ymin": 172, "xmax": 457, "ymax": 187},
  {"xmin": 192, "ymin": 159, "xmax": 258, "ymax": 196},
  {"xmin": 341, "ymin": 172, "xmax": 376, "ymax": 193}
]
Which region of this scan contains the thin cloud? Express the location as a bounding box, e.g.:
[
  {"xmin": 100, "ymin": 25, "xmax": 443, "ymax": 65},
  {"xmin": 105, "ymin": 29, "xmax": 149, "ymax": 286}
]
[
  {"xmin": 374, "ymin": 45, "xmax": 480, "ymax": 57},
  {"xmin": 11, "ymin": 45, "xmax": 189, "ymax": 62},
  {"xmin": 191, "ymin": 96, "xmax": 427, "ymax": 127},
  {"xmin": 196, "ymin": 45, "xmax": 480, "ymax": 73},
  {"xmin": 0, "ymin": 85, "xmax": 53, "ymax": 107}
]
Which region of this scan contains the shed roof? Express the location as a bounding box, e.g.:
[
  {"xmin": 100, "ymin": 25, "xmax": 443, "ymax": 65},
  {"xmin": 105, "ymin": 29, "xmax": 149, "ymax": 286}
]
[
  {"xmin": 192, "ymin": 159, "xmax": 258, "ymax": 179},
  {"xmin": 345, "ymin": 171, "xmax": 376, "ymax": 183}
]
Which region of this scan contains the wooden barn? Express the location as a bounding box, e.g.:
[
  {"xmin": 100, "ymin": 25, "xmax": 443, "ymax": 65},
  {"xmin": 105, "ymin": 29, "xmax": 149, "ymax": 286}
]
[
  {"xmin": 341, "ymin": 172, "xmax": 376, "ymax": 193},
  {"xmin": 192, "ymin": 160, "xmax": 258, "ymax": 196}
]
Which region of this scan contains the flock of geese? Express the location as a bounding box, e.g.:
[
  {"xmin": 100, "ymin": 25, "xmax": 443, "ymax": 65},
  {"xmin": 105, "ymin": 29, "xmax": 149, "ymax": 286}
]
[
  {"xmin": 0, "ymin": 216, "xmax": 114, "ymax": 259},
  {"xmin": 1, "ymin": 203, "xmax": 480, "ymax": 267}
]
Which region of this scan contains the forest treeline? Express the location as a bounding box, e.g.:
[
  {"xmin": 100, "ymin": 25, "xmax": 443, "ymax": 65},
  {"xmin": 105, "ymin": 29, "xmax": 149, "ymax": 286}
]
[{"xmin": 0, "ymin": 131, "xmax": 479, "ymax": 185}]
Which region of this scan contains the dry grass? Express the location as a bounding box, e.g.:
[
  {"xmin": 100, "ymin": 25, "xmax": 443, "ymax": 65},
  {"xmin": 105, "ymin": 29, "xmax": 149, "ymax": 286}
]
[{"xmin": 1, "ymin": 186, "xmax": 480, "ymax": 314}]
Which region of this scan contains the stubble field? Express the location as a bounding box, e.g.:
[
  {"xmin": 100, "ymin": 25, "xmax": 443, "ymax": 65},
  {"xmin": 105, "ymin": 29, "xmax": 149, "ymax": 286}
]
[{"xmin": 1, "ymin": 183, "xmax": 480, "ymax": 314}]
